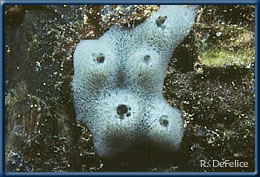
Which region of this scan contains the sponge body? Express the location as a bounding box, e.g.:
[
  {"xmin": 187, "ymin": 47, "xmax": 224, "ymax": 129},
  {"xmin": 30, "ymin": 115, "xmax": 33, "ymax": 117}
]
[{"xmin": 72, "ymin": 5, "xmax": 197, "ymax": 158}]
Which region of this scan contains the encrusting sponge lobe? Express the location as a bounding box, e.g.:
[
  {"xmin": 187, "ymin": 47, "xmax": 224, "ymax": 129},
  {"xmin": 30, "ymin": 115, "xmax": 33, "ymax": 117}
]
[{"xmin": 72, "ymin": 5, "xmax": 197, "ymax": 159}]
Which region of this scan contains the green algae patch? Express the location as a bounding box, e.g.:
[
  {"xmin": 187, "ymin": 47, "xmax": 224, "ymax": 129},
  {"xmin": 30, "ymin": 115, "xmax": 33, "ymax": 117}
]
[
  {"xmin": 198, "ymin": 25, "xmax": 255, "ymax": 68},
  {"xmin": 192, "ymin": 5, "xmax": 255, "ymax": 69},
  {"xmin": 200, "ymin": 44, "xmax": 254, "ymax": 68}
]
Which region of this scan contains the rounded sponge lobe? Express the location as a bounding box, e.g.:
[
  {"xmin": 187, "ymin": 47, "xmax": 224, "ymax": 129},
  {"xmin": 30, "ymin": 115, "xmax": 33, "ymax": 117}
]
[
  {"xmin": 143, "ymin": 98, "xmax": 184, "ymax": 151},
  {"xmin": 134, "ymin": 5, "xmax": 197, "ymax": 56},
  {"xmin": 73, "ymin": 38, "xmax": 118, "ymax": 91},
  {"xmin": 126, "ymin": 47, "xmax": 166, "ymax": 94},
  {"xmin": 88, "ymin": 90, "xmax": 141, "ymax": 158}
]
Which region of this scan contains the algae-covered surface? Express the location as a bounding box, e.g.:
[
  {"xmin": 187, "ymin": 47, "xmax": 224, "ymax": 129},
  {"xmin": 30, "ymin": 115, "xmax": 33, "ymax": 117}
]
[{"xmin": 5, "ymin": 5, "xmax": 255, "ymax": 172}]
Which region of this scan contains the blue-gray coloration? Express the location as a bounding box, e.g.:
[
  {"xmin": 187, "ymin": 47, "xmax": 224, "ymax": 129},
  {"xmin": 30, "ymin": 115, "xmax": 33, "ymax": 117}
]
[{"xmin": 72, "ymin": 5, "xmax": 197, "ymax": 159}]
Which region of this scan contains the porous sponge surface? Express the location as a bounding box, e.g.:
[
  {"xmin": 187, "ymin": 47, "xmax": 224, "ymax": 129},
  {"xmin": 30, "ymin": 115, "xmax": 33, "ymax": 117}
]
[{"xmin": 72, "ymin": 5, "xmax": 196, "ymax": 158}]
